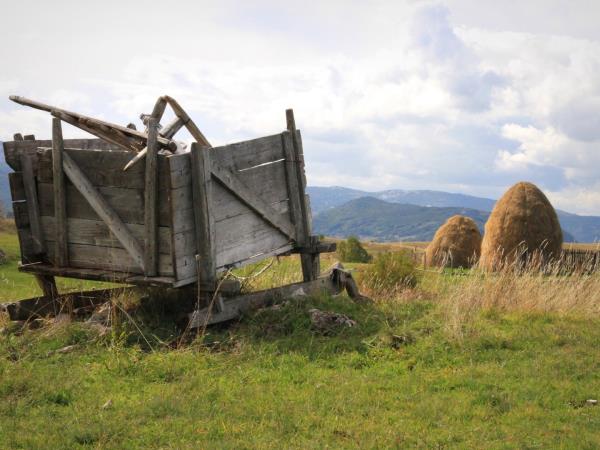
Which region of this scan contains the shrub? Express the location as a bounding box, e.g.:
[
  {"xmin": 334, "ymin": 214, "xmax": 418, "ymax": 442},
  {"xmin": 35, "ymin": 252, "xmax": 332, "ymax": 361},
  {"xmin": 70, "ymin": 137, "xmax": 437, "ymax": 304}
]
[
  {"xmin": 361, "ymin": 251, "xmax": 419, "ymax": 295},
  {"xmin": 337, "ymin": 236, "xmax": 372, "ymax": 263}
]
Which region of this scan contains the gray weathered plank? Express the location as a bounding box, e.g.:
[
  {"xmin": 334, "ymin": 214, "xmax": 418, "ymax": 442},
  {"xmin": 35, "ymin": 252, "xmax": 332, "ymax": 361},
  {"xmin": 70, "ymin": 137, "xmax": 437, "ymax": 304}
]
[
  {"xmin": 210, "ymin": 162, "xmax": 295, "ymax": 239},
  {"xmin": 3, "ymin": 138, "xmax": 120, "ymax": 171},
  {"xmin": 44, "ymin": 242, "xmax": 173, "ymax": 276},
  {"xmin": 285, "ymin": 111, "xmax": 316, "ymax": 281},
  {"xmin": 190, "ymin": 143, "xmax": 216, "ymax": 289},
  {"xmin": 37, "ymin": 147, "xmax": 171, "ymax": 190},
  {"xmin": 52, "ymin": 118, "xmax": 68, "ymax": 267},
  {"xmin": 40, "ymin": 216, "xmax": 173, "ymax": 255},
  {"xmin": 144, "ymin": 118, "xmax": 159, "ymax": 276},
  {"xmin": 210, "ymin": 133, "xmax": 285, "ymax": 172},
  {"xmin": 62, "ymin": 152, "xmax": 145, "ymax": 271},
  {"xmin": 37, "ymin": 182, "xmax": 172, "ymax": 226},
  {"xmin": 20, "ymin": 153, "xmax": 45, "ymax": 254}
]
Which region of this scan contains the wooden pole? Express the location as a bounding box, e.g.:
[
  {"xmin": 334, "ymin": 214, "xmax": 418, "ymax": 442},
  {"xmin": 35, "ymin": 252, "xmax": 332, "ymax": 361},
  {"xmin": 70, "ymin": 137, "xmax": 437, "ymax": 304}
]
[
  {"xmin": 19, "ymin": 153, "xmax": 44, "ymax": 255},
  {"xmin": 52, "ymin": 118, "xmax": 68, "ymax": 267},
  {"xmin": 285, "ymin": 109, "xmax": 319, "ymax": 281},
  {"xmin": 143, "ymin": 118, "xmax": 159, "ymax": 277},
  {"xmin": 190, "ymin": 143, "xmax": 216, "ymax": 292}
]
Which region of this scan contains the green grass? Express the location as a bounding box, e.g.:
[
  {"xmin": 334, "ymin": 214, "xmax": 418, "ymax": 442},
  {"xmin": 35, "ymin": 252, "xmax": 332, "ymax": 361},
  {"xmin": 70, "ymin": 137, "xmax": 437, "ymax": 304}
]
[
  {"xmin": 0, "ymin": 232, "xmax": 116, "ymax": 302},
  {"xmin": 1, "ymin": 230, "xmax": 600, "ymax": 448}
]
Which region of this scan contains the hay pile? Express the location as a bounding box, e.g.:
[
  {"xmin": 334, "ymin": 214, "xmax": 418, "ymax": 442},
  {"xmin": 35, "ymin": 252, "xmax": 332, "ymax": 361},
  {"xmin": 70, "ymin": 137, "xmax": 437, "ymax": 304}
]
[
  {"xmin": 479, "ymin": 181, "xmax": 563, "ymax": 270},
  {"xmin": 425, "ymin": 215, "xmax": 482, "ymax": 268}
]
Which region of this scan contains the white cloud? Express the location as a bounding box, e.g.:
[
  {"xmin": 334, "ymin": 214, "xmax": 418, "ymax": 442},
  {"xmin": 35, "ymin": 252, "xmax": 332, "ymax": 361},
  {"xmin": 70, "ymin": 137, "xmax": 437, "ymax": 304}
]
[{"xmin": 1, "ymin": 1, "xmax": 600, "ymax": 214}]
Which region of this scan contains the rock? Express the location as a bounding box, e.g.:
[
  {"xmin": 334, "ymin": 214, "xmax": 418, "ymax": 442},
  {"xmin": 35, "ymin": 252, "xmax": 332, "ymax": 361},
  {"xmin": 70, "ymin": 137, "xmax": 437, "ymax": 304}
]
[
  {"xmin": 586, "ymin": 399, "xmax": 598, "ymax": 406},
  {"xmin": 308, "ymin": 308, "xmax": 356, "ymax": 334}
]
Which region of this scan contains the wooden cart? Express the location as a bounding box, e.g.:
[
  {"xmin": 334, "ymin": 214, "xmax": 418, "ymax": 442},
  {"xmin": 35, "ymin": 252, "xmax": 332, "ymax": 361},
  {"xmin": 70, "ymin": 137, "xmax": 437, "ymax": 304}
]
[{"xmin": 2, "ymin": 96, "xmax": 361, "ymax": 325}]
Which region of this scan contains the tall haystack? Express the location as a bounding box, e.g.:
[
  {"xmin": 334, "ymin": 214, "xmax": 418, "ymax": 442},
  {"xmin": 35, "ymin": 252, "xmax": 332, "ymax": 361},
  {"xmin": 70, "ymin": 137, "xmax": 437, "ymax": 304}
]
[
  {"xmin": 425, "ymin": 215, "xmax": 482, "ymax": 268},
  {"xmin": 479, "ymin": 181, "xmax": 563, "ymax": 270}
]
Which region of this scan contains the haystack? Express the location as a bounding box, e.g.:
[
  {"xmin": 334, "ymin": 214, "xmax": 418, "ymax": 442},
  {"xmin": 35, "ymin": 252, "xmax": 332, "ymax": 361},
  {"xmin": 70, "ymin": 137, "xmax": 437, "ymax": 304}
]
[
  {"xmin": 479, "ymin": 181, "xmax": 563, "ymax": 270},
  {"xmin": 425, "ymin": 215, "xmax": 482, "ymax": 268}
]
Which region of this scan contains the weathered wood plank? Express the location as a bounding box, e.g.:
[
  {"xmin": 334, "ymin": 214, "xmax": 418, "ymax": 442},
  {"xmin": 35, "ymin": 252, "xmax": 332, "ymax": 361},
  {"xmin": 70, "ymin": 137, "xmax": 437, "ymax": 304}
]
[
  {"xmin": 282, "ymin": 131, "xmax": 305, "ymax": 241},
  {"xmin": 18, "ymin": 263, "xmax": 177, "ymax": 287},
  {"xmin": 38, "ymin": 182, "xmax": 172, "ymax": 226},
  {"xmin": 144, "ymin": 118, "xmax": 159, "ymax": 276},
  {"xmin": 20, "ymin": 153, "xmax": 45, "ymax": 255},
  {"xmin": 37, "ymin": 147, "xmax": 171, "ymax": 190},
  {"xmin": 210, "ymin": 133, "xmax": 285, "ymax": 172},
  {"xmin": 62, "ymin": 152, "xmax": 145, "ymax": 271},
  {"xmin": 285, "ymin": 111, "xmax": 316, "ymax": 281},
  {"xmin": 8, "ymin": 172, "xmax": 26, "ymax": 202},
  {"xmin": 210, "ymin": 162, "xmax": 295, "ymax": 239},
  {"xmin": 39, "ymin": 216, "xmax": 173, "ymax": 255},
  {"xmin": 163, "ymin": 95, "xmax": 211, "ymax": 146},
  {"xmin": 52, "ymin": 118, "xmax": 68, "ymax": 267},
  {"xmin": 3, "ymin": 138, "xmax": 120, "ymax": 171},
  {"xmin": 190, "ymin": 143, "xmax": 216, "ymax": 289},
  {"xmin": 10, "ymin": 95, "xmax": 177, "ymax": 150},
  {"xmin": 44, "ymin": 241, "xmax": 173, "ymax": 275},
  {"xmin": 35, "ymin": 274, "xmax": 59, "ymax": 299}
]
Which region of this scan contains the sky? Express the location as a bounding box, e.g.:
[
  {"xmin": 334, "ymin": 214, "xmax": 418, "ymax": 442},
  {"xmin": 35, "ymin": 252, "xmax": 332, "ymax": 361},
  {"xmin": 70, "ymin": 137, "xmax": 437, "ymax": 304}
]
[{"xmin": 1, "ymin": 0, "xmax": 600, "ymax": 214}]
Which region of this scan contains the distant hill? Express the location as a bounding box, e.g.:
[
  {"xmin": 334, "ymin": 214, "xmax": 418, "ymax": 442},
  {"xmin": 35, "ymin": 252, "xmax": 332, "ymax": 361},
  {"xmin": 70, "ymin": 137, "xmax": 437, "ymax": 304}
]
[
  {"xmin": 307, "ymin": 186, "xmax": 497, "ymax": 214},
  {"xmin": 308, "ymin": 186, "xmax": 600, "ymax": 243},
  {"xmin": 313, "ymin": 197, "xmax": 490, "ymax": 242}
]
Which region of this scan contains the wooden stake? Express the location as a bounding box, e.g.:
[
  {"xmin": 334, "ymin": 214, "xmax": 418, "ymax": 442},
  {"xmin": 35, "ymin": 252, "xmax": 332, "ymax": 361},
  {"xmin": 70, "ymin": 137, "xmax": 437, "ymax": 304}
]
[
  {"xmin": 190, "ymin": 143, "xmax": 216, "ymax": 291},
  {"xmin": 285, "ymin": 109, "xmax": 318, "ymax": 281},
  {"xmin": 52, "ymin": 118, "xmax": 68, "ymax": 267},
  {"xmin": 20, "ymin": 153, "xmax": 45, "ymax": 255},
  {"xmin": 144, "ymin": 118, "xmax": 159, "ymax": 277}
]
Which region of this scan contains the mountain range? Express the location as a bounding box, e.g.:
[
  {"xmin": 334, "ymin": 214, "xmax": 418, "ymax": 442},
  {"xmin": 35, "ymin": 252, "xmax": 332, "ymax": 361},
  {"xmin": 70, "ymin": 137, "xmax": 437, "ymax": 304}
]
[
  {"xmin": 1, "ymin": 148, "xmax": 599, "ymax": 242},
  {"xmin": 308, "ymin": 186, "xmax": 600, "ymax": 243}
]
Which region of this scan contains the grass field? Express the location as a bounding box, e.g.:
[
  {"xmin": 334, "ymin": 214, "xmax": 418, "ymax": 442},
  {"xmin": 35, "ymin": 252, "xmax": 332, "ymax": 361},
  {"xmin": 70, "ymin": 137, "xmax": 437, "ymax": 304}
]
[{"xmin": 1, "ymin": 230, "xmax": 600, "ymax": 448}]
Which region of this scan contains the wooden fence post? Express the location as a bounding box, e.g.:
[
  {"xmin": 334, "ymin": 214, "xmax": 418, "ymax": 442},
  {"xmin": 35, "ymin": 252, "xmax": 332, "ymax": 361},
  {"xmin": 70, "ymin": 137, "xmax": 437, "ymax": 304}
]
[
  {"xmin": 52, "ymin": 118, "xmax": 68, "ymax": 267},
  {"xmin": 190, "ymin": 143, "xmax": 217, "ymax": 293},
  {"xmin": 285, "ymin": 109, "xmax": 319, "ymax": 281},
  {"xmin": 144, "ymin": 118, "xmax": 159, "ymax": 276}
]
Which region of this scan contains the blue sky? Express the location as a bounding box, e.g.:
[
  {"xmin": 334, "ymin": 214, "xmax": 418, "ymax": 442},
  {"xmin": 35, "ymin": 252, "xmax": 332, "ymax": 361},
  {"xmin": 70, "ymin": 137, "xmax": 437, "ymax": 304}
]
[{"xmin": 2, "ymin": 0, "xmax": 600, "ymax": 214}]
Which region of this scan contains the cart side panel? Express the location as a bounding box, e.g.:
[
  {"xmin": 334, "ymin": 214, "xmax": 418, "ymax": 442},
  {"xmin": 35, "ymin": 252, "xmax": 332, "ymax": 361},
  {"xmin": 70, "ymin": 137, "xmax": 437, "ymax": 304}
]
[{"xmin": 5, "ymin": 143, "xmax": 175, "ymax": 278}]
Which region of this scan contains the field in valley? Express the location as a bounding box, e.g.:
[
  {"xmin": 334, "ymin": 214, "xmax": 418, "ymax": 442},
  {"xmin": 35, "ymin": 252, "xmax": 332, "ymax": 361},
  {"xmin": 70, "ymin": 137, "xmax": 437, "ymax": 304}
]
[{"xmin": 1, "ymin": 228, "xmax": 600, "ymax": 448}]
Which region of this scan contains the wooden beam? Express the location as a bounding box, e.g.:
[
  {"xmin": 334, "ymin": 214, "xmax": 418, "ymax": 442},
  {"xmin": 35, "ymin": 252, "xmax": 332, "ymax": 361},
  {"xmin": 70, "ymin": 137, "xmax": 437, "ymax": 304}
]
[
  {"xmin": 122, "ymin": 116, "xmax": 185, "ymax": 172},
  {"xmin": 34, "ymin": 274, "xmax": 59, "ymax": 300},
  {"xmin": 163, "ymin": 96, "xmax": 211, "ymax": 146},
  {"xmin": 285, "ymin": 109, "xmax": 318, "ymax": 281},
  {"xmin": 19, "ymin": 153, "xmax": 45, "ymax": 255},
  {"xmin": 188, "ymin": 264, "xmax": 365, "ymax": 327},
  {"xmin": 52, "ymin": 110, "xmax": 136, "ymax": 153},
  {"xmin": 190, "ymin": 143, "xmax": 216, "ymax": 290},
  {"xmin": 61, "ymin": 152, "xmax": 145, "ymax": 271},
  {"xmin": 10, "ymin": 95, "xmax": 177, "ymax": 151},
  {"xmin": 210, "ymin": 163, "xmax": 296, "ymax": 239},
  {"xmin": 144, "ymin": 118, "xmax": 159, "ymax": 276},
  {"xmin": 52, "ymin": 118, "xmax": 69, "ymax": 267}
]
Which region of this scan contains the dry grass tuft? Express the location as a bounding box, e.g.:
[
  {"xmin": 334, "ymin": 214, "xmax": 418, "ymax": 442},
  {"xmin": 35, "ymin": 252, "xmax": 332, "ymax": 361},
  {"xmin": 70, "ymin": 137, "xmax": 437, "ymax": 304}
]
[{"xmin": 439, "ymin": 260, "xmax": 600, "ymax": 339}]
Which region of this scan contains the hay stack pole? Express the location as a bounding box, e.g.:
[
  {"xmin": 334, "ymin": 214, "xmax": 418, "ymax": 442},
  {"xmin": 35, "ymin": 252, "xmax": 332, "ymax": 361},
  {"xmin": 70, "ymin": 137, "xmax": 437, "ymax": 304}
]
[
  {"xmin": 425, "ymin": 215, "xmax": 482, "ymax": 269},
  {"xmin": 479, "ymin": 181, "xmax": 563, "ymax": 270}
]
